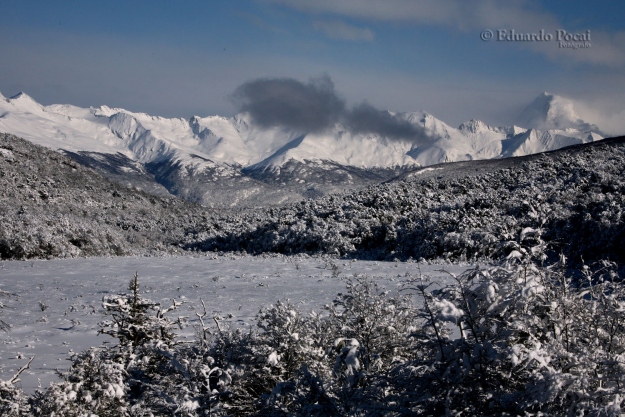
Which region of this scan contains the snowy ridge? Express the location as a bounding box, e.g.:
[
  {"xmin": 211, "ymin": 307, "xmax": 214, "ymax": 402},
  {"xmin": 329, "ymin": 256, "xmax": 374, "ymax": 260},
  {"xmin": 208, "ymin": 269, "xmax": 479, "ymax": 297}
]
[
  {"xmin": 0, "ymin": 91, "xmax": 604, "ymax": 206},
  {"xmin": 0, "ymin": 91, "xmax": 603, "ymax": 169},
  {"xmin": 501, "ymin": 128, "xmax": 597, "ymax": 157}
]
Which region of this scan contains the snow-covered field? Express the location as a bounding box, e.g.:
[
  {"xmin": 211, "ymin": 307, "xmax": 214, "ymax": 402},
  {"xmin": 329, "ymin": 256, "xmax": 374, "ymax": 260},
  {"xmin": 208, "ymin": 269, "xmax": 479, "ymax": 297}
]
[{"xmin": 0, "ymin": 255, "xmax": 471, "ymax": 393}]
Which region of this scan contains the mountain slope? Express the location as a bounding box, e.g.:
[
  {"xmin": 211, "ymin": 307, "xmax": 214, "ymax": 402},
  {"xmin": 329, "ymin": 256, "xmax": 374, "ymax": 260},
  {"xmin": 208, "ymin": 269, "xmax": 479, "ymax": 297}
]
[{"xmin": 0, "ymin": 133, "xmax": 212, "ymax": 259}]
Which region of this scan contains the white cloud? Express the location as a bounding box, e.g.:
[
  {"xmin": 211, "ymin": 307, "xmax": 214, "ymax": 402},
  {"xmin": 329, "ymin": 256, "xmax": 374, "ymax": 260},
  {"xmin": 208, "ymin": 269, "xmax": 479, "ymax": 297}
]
[
  {"xmin": 264, "ymin": 0, "xmax": 625, "ymax": 66},
  {"xmin": 313, "ymin": 20, "xmax": 374, "ymax": 41},
  {"xmin": 263, "ymin": 0, "xmax": 558, "ymax": 30},
  {"xmin": 573, "ymin": 98, "xmax": 625, "ymax": 137}
]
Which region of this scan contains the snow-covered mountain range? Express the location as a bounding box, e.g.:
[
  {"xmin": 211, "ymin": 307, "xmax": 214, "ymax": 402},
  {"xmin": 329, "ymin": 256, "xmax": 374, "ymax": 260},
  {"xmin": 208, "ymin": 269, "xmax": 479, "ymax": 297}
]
[{"xmin": 0, "ymin": 91, "xmax": 603, "ymax": 207}]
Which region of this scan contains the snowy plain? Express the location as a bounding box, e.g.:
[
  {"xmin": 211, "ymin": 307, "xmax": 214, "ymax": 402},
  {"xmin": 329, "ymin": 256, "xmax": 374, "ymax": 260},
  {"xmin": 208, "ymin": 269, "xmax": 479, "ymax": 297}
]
[{"xmin": 0, "ymin": 255, "xmax": 472, "ymax": 394}]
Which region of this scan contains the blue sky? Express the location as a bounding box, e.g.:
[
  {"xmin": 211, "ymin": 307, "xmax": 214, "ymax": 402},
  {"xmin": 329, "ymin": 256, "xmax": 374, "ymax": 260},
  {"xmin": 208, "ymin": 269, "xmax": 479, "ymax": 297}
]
[{"xmin": 1, "ymin": 0, "xmax": 624, "ymax": 134}]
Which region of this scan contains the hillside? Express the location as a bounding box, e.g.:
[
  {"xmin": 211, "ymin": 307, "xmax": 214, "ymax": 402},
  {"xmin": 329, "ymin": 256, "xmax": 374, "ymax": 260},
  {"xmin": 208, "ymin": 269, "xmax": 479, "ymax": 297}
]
[
  {"xmin": 0, "ymin": 133, "xmax": 212, "ymax": 259},
  {"xmin": 185, "ymin": 136, "xmax": 625, "ymax": 266},
  {"xmin": 3, "ymin": 129, "xmax": 624, "ymax": 266}
]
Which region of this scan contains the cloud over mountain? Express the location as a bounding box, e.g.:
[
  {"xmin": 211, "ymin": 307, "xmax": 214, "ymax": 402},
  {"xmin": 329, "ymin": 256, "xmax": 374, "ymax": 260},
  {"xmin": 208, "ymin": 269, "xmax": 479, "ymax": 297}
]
[
  {"xmin": 516, "ymin": 92, "xmax": 600, "ymax": 133},
  {"xmin": 232, "ymin": 75, "xmax": 345, "ymax": 133},
  {"xmin": 345, "ymin": 102, "xmax": 429, "ymax": 141},
  {"xmin": 233, "ymin": 75, "xmax": 430, "ymax": 141}
]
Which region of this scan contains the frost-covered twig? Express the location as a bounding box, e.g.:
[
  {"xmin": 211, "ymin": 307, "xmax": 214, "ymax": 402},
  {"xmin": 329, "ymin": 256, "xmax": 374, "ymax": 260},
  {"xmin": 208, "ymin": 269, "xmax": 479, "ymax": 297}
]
[
  {"xmin": 213, "ymin": 316, "xmax": 222, "ymax": 333},
  {"xmin": 195, "ymin": 299, "xmax": 211, "ymax": 342},
  {"xmin": 10, "ymin": 356, "xmax": 34, "ymax": 384}
]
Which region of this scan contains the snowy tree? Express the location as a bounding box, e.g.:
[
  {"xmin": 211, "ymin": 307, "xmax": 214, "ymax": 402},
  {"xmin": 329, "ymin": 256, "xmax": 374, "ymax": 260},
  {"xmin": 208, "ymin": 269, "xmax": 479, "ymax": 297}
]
[
  {"xmin": 98, "ymin": 272, "xmax": 181, "ymax": 350},
  {"xmin": 31, "ymin": 272, "xmax": 188, "ymax": 416}
]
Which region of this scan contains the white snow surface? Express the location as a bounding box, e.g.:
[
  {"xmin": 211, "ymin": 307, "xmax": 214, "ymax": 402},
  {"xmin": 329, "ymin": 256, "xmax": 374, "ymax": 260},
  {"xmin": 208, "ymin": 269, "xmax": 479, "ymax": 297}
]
[
  {"xmin": 0, "ymin": 255, "xmax": 471, "ymax": 393},
  {"xmin": 0, "ymin": 92, "xmax": 603, "ymax": 174}
]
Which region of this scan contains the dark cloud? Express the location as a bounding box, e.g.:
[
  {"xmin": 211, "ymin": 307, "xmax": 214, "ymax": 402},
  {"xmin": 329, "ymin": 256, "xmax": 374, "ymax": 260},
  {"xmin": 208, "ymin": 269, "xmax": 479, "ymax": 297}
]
[
  {"xmin": 233, "ymin": 75, "xmax": 430, "ymax": 141},
  {"xmin": 345, "ymin": 102, "xmax": 428, "ymax": 141},
  {"xmin": 232, "ymin": 75, "xmax": 345, "ymax": 133}
]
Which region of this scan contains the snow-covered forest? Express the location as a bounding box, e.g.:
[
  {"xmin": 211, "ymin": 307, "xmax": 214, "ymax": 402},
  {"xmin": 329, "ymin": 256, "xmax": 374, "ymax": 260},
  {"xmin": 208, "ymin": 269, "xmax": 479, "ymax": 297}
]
[
  {"xmin": 2, "ymin": 132, "xmax": 625, "ymax": 415},
  {"xmin": 4, "ymin": 131, "xmax": 625, "ymax": 268},
  {"xmin": 187, "ymin": 135, "xmax": 625, "ymax": 267},
  {"xmin": 0, "ymin": 133, "xmax": 211, "ymax": 260}
]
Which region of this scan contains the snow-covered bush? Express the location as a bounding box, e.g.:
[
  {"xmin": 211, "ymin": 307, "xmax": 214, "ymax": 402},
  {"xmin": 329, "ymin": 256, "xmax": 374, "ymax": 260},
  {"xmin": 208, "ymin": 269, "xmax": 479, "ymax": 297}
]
[
  {"xmin": 196, "ymin": 301, "xmax": 332, "ymax": 415},
  {"xmin": 19, "ymin": 260, "xmax": 625, "ymax": 415},
  {"xmin": 31, "ymin": 348, "xmax": 130, "ymax": 417},
  {"xmin": 388, "ymin": 253, "xmax": 625, "ymax": 415},
  {"xmin": 207, "ymin": 275, "xmax": 420, "ymax": 416},
  {"xmin": 0, "ymin": 358, "xmax": 32, "ymax": 417},
  {"xmin": 327, "ymin": 276, "xmax": 416, "ymax": 395}
]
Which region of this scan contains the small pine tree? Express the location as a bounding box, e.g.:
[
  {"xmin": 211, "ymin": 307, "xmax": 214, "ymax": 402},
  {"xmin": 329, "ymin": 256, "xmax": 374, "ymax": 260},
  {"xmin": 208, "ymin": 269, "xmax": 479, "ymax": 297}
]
[
  {"xmin": 98, "ymin": 272, "xmax": 180, "ymax": 350},
  {"xmin": 32, "ymin": 272, "xmax": 185, "ymax": 416}
]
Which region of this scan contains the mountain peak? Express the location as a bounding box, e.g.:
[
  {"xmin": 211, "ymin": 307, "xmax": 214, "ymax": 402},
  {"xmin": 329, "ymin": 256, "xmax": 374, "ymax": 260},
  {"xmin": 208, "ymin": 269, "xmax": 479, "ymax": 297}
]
[
  {"xmin": 7, "ymin": 91, "xmax": 47, "ymax": 114},
  {"xmin": 516, "ymin": 92, "xmax": 599, "ymax": 133},
  {"xmin": 458, "ymin": 119, "xmax": 489, "ymax": 134},
  {"xmin": 9, "ymin": 91, "xmax": 35, "ymax": 101}
]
